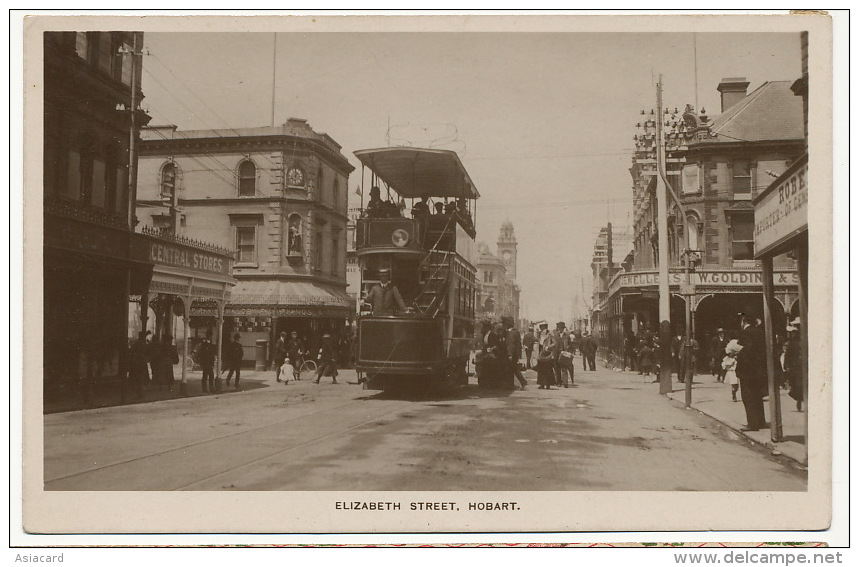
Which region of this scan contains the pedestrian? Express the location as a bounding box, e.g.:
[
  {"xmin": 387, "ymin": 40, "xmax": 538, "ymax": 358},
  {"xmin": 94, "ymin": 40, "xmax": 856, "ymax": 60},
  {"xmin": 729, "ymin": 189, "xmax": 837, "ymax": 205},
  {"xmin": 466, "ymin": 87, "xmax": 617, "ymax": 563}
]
[
  {"xmin": 555, "ymin": 322, "xmax": 574, "ymax": 387},
  {"xmin": 273, "ymin": 331, "xmax": 288, "ymax": 382},
  {"xmin": 484, "ymin": 322, "xmax": 513, "ymax": 389},
  {"xmin": 624, "ymin": 330, "xmax": 637, "ymax": 372},
  {"xmin": 224, "ymin": 333, "xmax": 243, "ymax": 390},
  {"xmin": 195, "ymin": 330, "xmax": 217, "ymax": 393},
  {"xmin": 581, "ymin": 332, "xmax": 597, "ymax": 371},
  {"xmin": 723, "ymin": 340, "xmax": 741, "ymax": 402},
  {"xmin": 160, "ymin": 335, "xmax": 179, "ymax": 393},
  {"xmin": 651, "ymin": 338, "xmax": 662, "ymax": 380},
  {"xmin": 536, "ymin": 329, "xmax": 557, "ymax": 389},
  {"xmin": 710, "ymin": 328, "xmax": 729, "ymax": 382},
  {"xmin": 671, "ymin": 331, "xmax": 684, "ymax": 382},
  {"xmin": 735, "ymin": 313, "xmax": 767, "ymax": 431},
  {"xmin": 637, "ymin": 341, "xmax": 653, "ymax": 382},
  {"xmin": 504, "ymin": 316, "xmax": 528, "ymax": 390},
  {"xmin": 784, "ymin": 323, "xmax": 803, "ymax": 411},
  {"xmin": 522, "ymin": 326, "xmax": 536, "ymax": 370},
  {"xmin": 314, "ymin": 333, "xmax": 339, "ymax": 384},
  {"xmin": 129, "ymin": 331, "xmax": 150, "ymax": 399},
  {"xmin": 286, "ymin": 331, "xmax": 305, "ymax": 379}
]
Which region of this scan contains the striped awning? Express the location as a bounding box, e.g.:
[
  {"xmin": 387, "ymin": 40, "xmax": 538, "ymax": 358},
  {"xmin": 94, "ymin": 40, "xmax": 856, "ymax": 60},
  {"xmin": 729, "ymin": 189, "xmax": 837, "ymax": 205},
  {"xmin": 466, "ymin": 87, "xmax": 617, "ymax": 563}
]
[{"xmin": 229, "ymin": 280, "xmax": 351, "ymax": 308}]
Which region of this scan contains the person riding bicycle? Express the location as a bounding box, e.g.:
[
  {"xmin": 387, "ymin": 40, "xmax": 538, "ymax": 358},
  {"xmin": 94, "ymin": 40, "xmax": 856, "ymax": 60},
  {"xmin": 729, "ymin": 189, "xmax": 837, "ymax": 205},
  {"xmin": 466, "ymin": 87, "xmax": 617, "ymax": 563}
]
[{"xmin": 285, "ymin": 331, "xmax": 305, "ymax": 379}]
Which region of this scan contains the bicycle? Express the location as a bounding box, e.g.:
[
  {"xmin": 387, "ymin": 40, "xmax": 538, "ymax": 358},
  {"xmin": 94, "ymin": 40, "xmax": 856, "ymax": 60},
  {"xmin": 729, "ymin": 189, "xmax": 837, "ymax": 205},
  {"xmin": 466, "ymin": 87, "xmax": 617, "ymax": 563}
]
[{"xmin": 291, "ymin": 352, "xmax": 317, "ymax": 380}]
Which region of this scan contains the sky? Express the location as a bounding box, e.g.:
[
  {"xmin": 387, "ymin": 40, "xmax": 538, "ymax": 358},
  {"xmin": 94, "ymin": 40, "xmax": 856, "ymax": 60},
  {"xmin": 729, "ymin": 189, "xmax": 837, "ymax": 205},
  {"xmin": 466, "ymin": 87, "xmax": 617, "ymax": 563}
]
[{"xmin": 140, "ymin": 31, "xmax": 802, "ymax": 323}]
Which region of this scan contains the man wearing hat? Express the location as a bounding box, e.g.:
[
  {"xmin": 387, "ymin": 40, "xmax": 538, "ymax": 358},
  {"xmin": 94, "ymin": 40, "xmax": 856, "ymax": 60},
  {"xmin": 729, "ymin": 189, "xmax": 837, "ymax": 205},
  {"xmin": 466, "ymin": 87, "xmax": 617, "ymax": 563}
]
[
  {"xmin": 503, "ymin": 316, "xmax": 528, "ymax": 390},
  {"xmin": 364, "ymin": 268, "xmax": 406, "ymax": 316},
  {"xmin": 735, "ymin": 313, "xmax": 767, "ymax": 431},
  {"xmin": 553, "ymin": 322, "xmax": 573, "ymax": 386},
  {"xmin": 195, "ymin": 329, "xmax": 217, "ymax": 393},
  {"xmin": 313, "ymin": 333, "xmax": 339, "ymax": 385},
  {"xmin": 709, "ymin": 328, "xmax": 729, "ymax": 382}
]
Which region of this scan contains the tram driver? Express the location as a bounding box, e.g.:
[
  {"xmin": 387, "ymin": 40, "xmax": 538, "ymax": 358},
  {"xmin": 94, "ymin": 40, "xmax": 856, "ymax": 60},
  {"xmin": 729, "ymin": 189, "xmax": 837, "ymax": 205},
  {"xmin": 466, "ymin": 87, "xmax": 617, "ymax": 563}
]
[{"xmin": 363, "ymin": 268, "xmax": 407, "ymax": 316}]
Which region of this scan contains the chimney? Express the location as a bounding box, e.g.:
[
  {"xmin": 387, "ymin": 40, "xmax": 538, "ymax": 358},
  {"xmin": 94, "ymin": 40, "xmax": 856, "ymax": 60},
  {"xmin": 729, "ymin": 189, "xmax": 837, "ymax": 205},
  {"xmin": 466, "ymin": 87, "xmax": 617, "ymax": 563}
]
[{"xmin": 717, "ymin": 77, "xmax": 750, "ymax": 112}]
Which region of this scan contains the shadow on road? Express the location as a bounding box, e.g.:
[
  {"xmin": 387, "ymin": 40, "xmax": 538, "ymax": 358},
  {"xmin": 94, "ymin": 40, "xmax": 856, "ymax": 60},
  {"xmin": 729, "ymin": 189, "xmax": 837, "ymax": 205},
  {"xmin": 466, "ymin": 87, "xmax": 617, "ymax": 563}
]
[{"xmin": 357, "ymin": 384, "xmax": 515, "ymax": 402}]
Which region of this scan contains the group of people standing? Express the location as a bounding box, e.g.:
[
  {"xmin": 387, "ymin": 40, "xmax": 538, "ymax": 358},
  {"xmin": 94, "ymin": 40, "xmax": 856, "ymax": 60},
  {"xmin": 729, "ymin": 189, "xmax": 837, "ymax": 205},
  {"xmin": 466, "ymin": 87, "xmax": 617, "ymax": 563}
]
[
  {"xmin": 128, "ymin": 330, "xmax": 244, "ymax": 398},
  {"xmin": 271, "ymin": 329, "xmax": 345, "ymax": 385},
  {"xmin": 622, "ymin": 313, "xmax": 803, "ymax": 432},
  {"xmin": 475, "ymin": 319, "xmax": 599, "ymax": 391},
  {"xmin": 128, "ymin": 331, "xmax": 180, "ymax": 397}
]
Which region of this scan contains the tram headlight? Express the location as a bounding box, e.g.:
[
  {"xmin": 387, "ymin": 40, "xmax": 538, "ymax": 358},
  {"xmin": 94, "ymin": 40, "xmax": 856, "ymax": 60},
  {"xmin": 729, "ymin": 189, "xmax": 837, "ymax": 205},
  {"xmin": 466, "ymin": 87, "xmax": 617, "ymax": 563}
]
[{"xmin": 392, "ymin": 229, "xmax": 410, "ymax": 247}]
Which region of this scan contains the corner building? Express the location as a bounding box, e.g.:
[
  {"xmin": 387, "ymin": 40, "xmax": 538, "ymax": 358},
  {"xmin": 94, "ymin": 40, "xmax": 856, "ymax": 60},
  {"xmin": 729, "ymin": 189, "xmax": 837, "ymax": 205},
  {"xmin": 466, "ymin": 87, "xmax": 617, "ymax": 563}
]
[
  {"xmin": 136, "ymin": 119, "xmax": 354, "ymax": 363},
  {"xmin": 595, "ymin": 78, "xmax": 803, "ymax": 358}
]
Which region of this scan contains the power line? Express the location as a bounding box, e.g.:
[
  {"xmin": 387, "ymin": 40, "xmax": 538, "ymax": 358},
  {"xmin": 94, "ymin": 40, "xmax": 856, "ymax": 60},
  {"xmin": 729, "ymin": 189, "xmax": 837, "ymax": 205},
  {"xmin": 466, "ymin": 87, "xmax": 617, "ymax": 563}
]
[
  {"xmin": 146, "ymin": 50, "xmax": 283, "ymax": 173},
  {"xmin": 141, "ymin": 65, "xmax": 278, "ymax": 199}
]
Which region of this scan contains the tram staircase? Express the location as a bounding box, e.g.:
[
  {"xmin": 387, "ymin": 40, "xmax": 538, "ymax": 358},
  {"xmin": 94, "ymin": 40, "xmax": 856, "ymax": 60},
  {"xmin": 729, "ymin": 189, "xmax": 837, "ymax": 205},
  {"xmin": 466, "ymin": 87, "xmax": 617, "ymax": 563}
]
[{"xmin": 413, "ymin": 249, "xmax": 452, "ymax": 318}]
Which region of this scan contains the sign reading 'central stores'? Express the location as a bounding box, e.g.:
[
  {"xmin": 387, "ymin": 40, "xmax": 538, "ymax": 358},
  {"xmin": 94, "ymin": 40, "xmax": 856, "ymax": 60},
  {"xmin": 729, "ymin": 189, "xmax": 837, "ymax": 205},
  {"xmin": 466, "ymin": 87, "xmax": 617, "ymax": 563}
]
[{"xmin": 131, "ymin": 233, "xmax": 233, "ymax": 276}]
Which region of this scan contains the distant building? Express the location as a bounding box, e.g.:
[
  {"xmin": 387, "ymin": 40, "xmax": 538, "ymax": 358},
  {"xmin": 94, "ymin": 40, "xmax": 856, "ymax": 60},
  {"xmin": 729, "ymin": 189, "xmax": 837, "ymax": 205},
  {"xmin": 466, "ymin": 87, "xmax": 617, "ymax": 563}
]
[
  {"xmin": 594, "ymin": 78, "xmax": 803, "ymax": 358},
  {"xmin": 136, "ymin": 118, "xmax": 354, "ymax": 362},
  {"xmin": 475, "ymin": 221, "xmax": 520, "ymax": 323}
]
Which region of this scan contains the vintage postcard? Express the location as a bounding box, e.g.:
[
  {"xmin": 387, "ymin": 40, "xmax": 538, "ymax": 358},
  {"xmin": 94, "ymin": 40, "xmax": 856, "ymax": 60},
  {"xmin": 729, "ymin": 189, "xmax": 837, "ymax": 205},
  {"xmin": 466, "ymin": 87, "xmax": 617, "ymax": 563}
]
[{"xmin": 18, "ymin": 12, "xmax": 837, "ymax": 539}]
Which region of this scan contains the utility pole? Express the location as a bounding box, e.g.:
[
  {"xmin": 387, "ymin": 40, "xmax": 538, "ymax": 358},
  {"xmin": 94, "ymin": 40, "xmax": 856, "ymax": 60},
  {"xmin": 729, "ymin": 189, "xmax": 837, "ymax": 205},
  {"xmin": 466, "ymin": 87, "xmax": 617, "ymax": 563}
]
[
  {"xmin": 655, "ymin": 76, "xmax": 673, "ymax": 395},
  {"xmin": 122, "ymin": 33, "xmax": 144, "ymax": 404}
]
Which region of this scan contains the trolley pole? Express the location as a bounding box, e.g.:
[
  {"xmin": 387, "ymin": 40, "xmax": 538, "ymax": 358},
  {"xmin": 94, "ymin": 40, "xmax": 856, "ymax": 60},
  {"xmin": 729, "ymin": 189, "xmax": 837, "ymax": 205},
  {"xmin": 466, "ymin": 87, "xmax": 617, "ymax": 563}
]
[{"xmin": 655, "ymin": 76, "xmax": 673, "ymax": 395}]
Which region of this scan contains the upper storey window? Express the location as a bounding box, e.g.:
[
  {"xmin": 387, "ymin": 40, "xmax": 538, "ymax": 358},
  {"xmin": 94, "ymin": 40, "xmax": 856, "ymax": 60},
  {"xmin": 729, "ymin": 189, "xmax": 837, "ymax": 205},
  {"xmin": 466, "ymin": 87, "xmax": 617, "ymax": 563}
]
[
  {"xmin": 238, "ymin": 160, "xmax": 257, "ymax": 197},
  {"xmin": 160, "ymin": 162, "xmax": 177, "ymax": 201},
  {"xmin": 733, "ymin": 159, "xmax": 752, "ymax": 200}
]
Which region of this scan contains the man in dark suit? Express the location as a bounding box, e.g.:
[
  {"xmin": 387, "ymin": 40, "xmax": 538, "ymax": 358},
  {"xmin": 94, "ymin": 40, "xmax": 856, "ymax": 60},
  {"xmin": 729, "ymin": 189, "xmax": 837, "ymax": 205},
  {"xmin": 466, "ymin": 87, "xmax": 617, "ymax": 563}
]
[
  {"xmin": 581, "ymin": 332, "xmax": 597, "ymax": 371},
  {"xmin": 736, "ymin": 313, "xmax": 767, "ymax": 431},
  {"xmin": 364, "ymin": 268, "xmax": 406, "ymax": 315},
  {"xmin": 709, "ymin": 328, "xmax": 729, "ymax": 382},
  {"xmin": 504, "ymin": 317, "xmax": 527, "ymax": 390}
]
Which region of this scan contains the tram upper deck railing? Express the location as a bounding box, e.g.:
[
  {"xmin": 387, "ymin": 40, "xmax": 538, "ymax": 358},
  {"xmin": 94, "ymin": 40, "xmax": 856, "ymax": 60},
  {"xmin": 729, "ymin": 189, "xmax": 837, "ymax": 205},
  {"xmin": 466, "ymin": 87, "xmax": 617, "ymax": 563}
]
[{"xmin": 355, "ymin": 213, "xmax": 475, "ymax": 254}]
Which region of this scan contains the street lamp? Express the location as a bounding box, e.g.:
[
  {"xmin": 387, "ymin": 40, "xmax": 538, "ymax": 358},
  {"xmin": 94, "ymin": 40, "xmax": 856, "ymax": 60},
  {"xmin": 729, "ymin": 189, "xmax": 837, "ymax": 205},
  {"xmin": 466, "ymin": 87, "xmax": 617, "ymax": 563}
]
[{"xmin": 680, "ymin": 248, "xmax": 702, "ymax": 408}]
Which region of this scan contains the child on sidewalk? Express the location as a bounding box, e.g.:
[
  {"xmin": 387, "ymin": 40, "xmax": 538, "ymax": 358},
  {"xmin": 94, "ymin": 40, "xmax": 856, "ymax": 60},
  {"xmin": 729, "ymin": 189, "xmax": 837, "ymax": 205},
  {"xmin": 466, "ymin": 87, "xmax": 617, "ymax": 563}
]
[
  {"xmin": 279, "ymin": 357, "xmax": 298, "ymax": 384},
  {"xmin": 722, "ymin": 340, "xmax": 742, "ymax": 402}
]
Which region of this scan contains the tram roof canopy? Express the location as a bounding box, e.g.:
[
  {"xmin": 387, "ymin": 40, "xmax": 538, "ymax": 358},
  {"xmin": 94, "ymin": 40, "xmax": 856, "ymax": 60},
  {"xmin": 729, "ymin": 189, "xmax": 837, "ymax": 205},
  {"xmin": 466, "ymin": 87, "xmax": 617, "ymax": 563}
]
[{"xmin": 354, "ymin": 147, "xmax": 480, "ymax": 199}]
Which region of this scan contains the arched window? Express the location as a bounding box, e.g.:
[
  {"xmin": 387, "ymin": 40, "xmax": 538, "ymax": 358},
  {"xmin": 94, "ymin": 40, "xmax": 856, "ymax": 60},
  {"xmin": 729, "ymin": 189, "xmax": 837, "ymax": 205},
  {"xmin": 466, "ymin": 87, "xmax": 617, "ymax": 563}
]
[
  {"xmin": 686, "ymin": 215, "xmax": 700, "ymax": 252},
  {"xmin": 160, "ymin": 162, "xmax": 176, "ymax": 200},
  {"xmin": 238, "ymin": 160, "xmax": 256, "ymax": 196}
]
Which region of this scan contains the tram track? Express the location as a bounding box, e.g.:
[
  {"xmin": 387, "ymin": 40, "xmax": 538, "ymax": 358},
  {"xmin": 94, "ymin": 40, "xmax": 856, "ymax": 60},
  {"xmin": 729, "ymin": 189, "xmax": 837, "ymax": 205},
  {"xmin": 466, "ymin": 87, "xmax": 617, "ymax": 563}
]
[{"xmin": 44, "ymin": 395, "xmax": 412, "ymax": 490}]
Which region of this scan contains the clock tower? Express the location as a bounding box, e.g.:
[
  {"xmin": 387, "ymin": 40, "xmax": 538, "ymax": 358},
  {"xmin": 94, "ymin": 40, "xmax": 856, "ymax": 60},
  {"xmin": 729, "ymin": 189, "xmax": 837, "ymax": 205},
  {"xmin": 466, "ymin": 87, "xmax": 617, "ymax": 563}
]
[{"xmin": 497, "ymin": 219, "xmax": 518, "ymax": 280}]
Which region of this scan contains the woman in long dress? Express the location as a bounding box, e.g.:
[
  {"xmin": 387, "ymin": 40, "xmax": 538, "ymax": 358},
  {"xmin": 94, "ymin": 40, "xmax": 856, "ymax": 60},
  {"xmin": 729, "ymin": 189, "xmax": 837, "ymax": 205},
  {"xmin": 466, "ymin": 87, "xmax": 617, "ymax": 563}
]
[{"xmin": 537, "ymin": 332, "xmax": 557, "ymax": 389}]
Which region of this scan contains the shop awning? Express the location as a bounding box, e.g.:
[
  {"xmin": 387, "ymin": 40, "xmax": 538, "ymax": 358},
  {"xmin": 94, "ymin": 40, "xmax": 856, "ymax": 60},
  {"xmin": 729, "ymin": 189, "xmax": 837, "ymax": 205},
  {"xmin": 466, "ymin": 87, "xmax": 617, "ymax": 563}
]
[{"xmin": 229, "ymin": 280, "xmax": 352, "ymax": 308}]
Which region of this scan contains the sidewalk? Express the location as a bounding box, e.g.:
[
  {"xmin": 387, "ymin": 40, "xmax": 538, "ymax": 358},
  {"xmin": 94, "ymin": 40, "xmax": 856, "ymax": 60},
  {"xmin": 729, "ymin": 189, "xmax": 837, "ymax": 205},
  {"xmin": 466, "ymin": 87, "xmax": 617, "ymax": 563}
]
[{"xmin": 662, "ymin": 374, "xmax": 807, "ymax": 465}]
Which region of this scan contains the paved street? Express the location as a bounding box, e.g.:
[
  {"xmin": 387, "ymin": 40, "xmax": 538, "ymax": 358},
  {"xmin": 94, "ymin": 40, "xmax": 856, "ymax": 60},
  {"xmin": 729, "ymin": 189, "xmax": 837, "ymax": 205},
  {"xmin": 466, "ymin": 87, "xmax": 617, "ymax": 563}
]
[{"xmin": 44, "ymin": 359, "xmax": 807, "ymax": 491}]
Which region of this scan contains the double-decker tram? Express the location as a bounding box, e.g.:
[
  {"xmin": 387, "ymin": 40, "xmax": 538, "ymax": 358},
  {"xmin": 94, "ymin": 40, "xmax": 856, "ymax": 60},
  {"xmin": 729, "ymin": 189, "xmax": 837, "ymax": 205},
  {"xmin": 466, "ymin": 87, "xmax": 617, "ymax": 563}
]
[{"xmin": 353, "ymin": 147, "xmax": 479, "ymax": 391}]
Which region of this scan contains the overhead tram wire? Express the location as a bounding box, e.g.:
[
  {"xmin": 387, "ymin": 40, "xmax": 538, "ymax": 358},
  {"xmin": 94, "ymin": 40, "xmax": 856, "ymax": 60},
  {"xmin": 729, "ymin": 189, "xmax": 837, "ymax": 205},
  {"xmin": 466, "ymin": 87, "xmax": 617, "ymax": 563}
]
[
  {"xmin": 141, "ymin": 67, "xmax": 272, "ymax": 197},
  {"xmin": 141, "ymin": 63, "xmax": 280, "ymax": 199},
  {"xmin": 146, "ymin": 50, "xmax": 284, "ymax": 173}
]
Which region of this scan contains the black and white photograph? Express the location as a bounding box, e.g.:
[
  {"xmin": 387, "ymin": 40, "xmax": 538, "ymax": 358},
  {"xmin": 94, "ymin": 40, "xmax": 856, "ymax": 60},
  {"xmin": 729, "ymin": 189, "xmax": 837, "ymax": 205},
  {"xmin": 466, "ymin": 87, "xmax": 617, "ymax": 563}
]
[{"xmin": 17, "ymin": 11, "xmax": 841, "ymax": 541}]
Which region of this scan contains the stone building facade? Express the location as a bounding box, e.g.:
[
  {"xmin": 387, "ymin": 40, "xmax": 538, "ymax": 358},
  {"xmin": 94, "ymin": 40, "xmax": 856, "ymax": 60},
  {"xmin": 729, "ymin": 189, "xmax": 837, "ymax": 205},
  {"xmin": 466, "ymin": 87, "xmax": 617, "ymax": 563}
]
[
  {"xmin": 136, "ymin": 118, "xmax": 354, "ymax": 362},
  {"xmin": 593, "ymin": 78, "xmax": 804, "ymax": 359}
]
